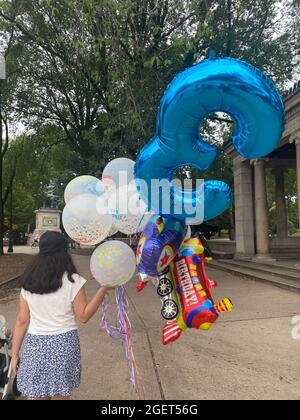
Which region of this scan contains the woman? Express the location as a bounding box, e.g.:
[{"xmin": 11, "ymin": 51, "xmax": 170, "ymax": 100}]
[{"xmin": 12, "ymin": 231, "xmax": 111, "ymax": 400}]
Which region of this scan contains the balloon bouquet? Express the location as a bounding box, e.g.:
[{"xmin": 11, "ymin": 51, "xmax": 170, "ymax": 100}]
[
  {"xmin": 134, "ymin": 57, "xmax": 285, "ymax": 344},
  {"xmin": 62, "ymin": 162, "xmax": 150, "ymax": 399},
  {"xmin": 62, "ymin": 55, "xmax": 284, "ymax": 395}
]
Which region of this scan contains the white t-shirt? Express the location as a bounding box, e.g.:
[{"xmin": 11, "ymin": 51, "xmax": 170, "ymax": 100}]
[{"xmin": 21, "ymin": 272, "xmax": 87, "ymax": 336}]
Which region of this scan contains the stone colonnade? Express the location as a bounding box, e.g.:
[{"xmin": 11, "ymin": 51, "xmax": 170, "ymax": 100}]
[{"xmin": 234, "ymin": 135, "xmax": 300, "ymax": 261}]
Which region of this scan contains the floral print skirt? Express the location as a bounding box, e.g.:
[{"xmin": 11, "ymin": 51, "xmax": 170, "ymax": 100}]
[{"xmin": 17, "ymin": 330, "xmax": 81, "ymax": 399}]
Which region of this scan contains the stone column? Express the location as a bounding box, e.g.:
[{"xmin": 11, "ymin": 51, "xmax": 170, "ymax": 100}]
[
  {"xmin": 273, "ymin": 167, "xmax": 288, "ymax": 239},
  {"xmin": 296, "ymin": 139, "xmax": 300, "ymax": 228},
  {"xmin": 233, "ymin": 158, "xmax": 255, "ymax": 259},
  {"xmin": 253, "ymin": 159, "xmax": 274, "ymax": 261},
  {"xmin": 295, "ymin": 138, "xmax": 300, "ymax": 270}
]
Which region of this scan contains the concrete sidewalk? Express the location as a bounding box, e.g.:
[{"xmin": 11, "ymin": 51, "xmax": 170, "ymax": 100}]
[
  {"xmin": 3, "ymin": 246, "xmax": 39, "ymax": 256},
  {"xmin": 1, "ymin": 255, "xmax": 300, "ymax": 400}
]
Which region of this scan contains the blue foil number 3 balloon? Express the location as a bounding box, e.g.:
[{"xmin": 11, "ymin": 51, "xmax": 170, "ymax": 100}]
[{"xmin": 135, "ymin": 57, "xmax": 285, "ymax": 223}]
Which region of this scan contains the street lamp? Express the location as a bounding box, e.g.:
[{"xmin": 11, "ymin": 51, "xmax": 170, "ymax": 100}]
[{"xmin": 1, "ymin": 54, "xmax": 6, "ymax": 255}]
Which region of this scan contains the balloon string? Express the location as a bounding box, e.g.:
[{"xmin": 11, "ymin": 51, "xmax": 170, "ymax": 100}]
[
  {"xmin": 100, "ymin": 286, "xmax": 145, "ymax": 400},
  {"xmin": 131, "ymin": 209, "xmax": 148, "ymax": 242}
]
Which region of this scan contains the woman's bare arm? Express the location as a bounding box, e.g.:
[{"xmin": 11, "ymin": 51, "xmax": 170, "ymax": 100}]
[
  {"xmin": 11, "ymin": 294, "xmax": 30, "ymax": 374},
  {"xmin": 72, "ymin": 286, "xmax": 111, "ymax": 324}
]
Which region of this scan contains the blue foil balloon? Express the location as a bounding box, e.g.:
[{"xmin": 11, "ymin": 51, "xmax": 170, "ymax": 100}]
[
  {"xmin": 135, "ymin": 57, "xmax": 285, "ymax": 222},
  {"xmin": 136, "ymin": 215, "xmax": 185, "ymax": 277}
]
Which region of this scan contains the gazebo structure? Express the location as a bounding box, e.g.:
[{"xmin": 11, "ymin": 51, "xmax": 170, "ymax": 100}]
[{"xmin": 222, "ymin": 81, "xmax": 300, "ymax": 263}]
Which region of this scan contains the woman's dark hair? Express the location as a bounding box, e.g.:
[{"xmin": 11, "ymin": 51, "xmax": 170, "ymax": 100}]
[{"xmin": 21, "ymin": 231, "xmax": 78, "ymax": 295}]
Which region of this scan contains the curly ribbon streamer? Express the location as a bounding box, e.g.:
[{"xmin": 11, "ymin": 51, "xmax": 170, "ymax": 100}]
[
  {"xmin": 100, "ymin": 286, "xmax": 145, "ymax": 400},
  {"xmin": 129, "ymin": 233, "xmax": 140, "ymax": 247}
]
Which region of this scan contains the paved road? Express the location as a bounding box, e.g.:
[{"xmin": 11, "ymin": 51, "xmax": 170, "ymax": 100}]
[{"xmin": 1, "ymin": 255, "xmax": 300, "ymax": 400}]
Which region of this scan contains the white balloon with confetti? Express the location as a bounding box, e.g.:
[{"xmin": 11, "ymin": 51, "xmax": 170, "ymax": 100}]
[
  {"xmin": 62, "ymin": 194, "xmax": 112, "ymax": 245},
  {"xmin": 90, "ymin": 240, "xmax": 136, "ymax": 286},
  {"xmin": 108, "ymin": 183, "xmax": 152, "ymax": 235},
  {"xmin": 64, "ymin": 175, "xmax": 104, "ymax": 204},
  {"xmin": 107, "ymin": 221, "xmax": 119, "ymax": 237}
]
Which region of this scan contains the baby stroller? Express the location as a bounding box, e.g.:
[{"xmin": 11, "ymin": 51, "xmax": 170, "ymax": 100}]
[
  {"xmin": 31, "ymin": 234, "xmax": 40, "ymax": 248},
  {"xmin": 0, "ymin": 316, "xmax": 20, "ymax": 400}
]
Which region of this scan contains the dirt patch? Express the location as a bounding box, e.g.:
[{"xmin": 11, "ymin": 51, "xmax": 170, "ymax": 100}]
[
  {"xmin": 0, "ymin": 254, "xmax": 32, "ymax": 285},
  {"xmin": 0, "ymin": 282, "xmax": 21, "ymax": 301}
]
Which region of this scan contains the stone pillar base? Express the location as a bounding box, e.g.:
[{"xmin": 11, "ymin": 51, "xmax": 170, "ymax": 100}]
[
  {"xmin": 252, "ymin": 254, "xmax": 277, "ymax": 263},
  {"xmin": 234, "ymin": 253, "xmax": 255, "ymax": 261}
]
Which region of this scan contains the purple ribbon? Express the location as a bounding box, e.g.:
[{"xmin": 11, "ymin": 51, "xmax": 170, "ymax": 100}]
[{"xmin": 100, "ymin": 286, "xmax": 145, "ymax": 400}]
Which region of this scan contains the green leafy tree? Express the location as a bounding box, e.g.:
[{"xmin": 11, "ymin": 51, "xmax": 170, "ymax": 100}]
[
  {"xmin": 0, "ymin": 0, "xmax": 201, "ymax": 173},
  {"xmin": 0, "ymin": 0, "xmax": 299, "ymax": 239},
  {"xmin": 0, "ymin": 14, "xmax": 21, "ymax": 254},
  {"xmin": 2, "ymin": 126, "xmax": 80, "ymax": 233}
]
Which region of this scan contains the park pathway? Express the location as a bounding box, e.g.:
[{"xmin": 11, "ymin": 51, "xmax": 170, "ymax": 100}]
[
  {"xmin": 1, "ymin": 254, "xmax": 300, "ymax": 400},
  {"xmin": 3, "ymin": 246, "xmax": 39, "ymax": 255}
]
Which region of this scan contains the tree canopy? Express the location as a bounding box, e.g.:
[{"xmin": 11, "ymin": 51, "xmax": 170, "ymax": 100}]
[{"xmin": 0, "ymin": 0, "xmax": 299, "ymax": 248}]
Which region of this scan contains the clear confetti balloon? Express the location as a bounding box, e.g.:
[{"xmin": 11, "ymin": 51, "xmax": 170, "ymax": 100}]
[
  {"xmin": 107, "ymin": 221, "xmax": 119, "ymax": 237},
  {"xmin": 102, "ymin": 177, "xmax": 116, "ymax": 198},
  {"xmin": 112, "ymin": 212, "xmax": 152, "ymax": 236},
  {"xmin": 108, "ymin": 183, "xmax": 152, "ymax": 235},
  {"xmin": 90, "ymin": 240, "xmax": 136, "ymax": 286},
  {"xmin": 62, "ymin": 194, "xmax": 112, "ymax": 245},
  {"xmin": 102, "ymin": 158, "xmax": 135, "ymax": 190},
  {"xmin": 96, "ymin": 181, "xmax": 119, "ymax": 237},
  {"xmin": 64, "ymin": 176, "xmax": 104, "ymax": 204}
]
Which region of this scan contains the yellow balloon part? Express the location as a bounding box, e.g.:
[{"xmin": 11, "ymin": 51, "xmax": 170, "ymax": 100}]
[
  {"xmin": 181, "ymin": 238, "xmax": 204, "ymax": 255},
  {"xmin": 223, "ymin": 298, "xmax": 233, "ymax": 312},
  {"xmin": 187, "ymin": 238, "xmax": 199, "ymax": 245},
  {"xmin": 97, "ymin": 245, "xmax": 122, "ymax": 270},
  {"xmin": 214, "ymin": 298, "xmax": 233, "ymax": 314},
  {"xmin": 199, "ymin": 323, "xmax": 212, "ymax": 331}
]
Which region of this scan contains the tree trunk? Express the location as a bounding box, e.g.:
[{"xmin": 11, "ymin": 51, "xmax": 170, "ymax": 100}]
[
  {"xmin": 226, "ymin": 0, "xmax": 233, "ymax": 56},
  {"xmin": 0, "ymin": 121, "xmax": 3, "ymax": 256}
]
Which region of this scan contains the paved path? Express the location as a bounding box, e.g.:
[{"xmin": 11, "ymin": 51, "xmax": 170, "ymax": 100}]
[
  {"xmin": 3, "ymin": 246, "xmax": 38, "ymax": 256},
  {"xmin": 1, "ymin": 255, "xmax": 300, "ymax": 400}
]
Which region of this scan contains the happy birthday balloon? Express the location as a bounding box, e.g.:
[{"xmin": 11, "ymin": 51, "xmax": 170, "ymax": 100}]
[
  {"xmin": 90, "ymin": 240, "xmax": 136, "ymax": 286},
  {"xmin": 64, "ymin": 176, "xmax": 103, "ymax": 204},
  {"xmin": 62, "ymin": 194, "xmax": 112, "ymax": 245}
]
